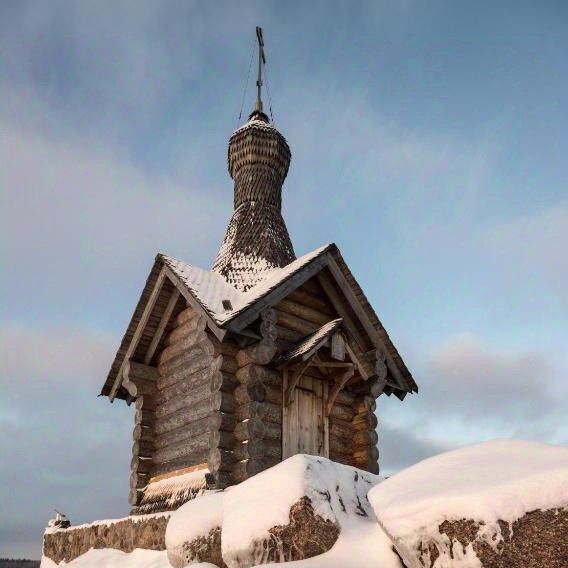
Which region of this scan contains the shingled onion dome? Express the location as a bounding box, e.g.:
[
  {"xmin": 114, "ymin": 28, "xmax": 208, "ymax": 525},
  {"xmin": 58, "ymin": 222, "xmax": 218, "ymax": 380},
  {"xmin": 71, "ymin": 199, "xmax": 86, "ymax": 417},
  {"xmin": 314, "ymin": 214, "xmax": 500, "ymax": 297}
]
[{"xmin": 212, "ymin": 109, "xmax": 296, "ymax": 291}]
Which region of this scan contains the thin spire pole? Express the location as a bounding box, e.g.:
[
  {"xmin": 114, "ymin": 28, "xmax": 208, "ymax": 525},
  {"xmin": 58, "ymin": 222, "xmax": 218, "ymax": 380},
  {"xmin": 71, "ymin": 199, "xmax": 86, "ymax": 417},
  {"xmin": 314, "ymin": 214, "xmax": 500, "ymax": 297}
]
[{"xmin": 255, "ymin": 26, "xmax": 266, "ymax": 112}]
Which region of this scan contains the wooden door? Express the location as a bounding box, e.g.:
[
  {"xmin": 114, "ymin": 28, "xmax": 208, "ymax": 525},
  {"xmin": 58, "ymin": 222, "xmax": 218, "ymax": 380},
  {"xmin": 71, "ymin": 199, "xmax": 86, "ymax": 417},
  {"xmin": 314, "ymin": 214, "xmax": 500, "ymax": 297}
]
[{"xmin": 283, "ymin": 374, "xmax": 329, "ymax": 459}]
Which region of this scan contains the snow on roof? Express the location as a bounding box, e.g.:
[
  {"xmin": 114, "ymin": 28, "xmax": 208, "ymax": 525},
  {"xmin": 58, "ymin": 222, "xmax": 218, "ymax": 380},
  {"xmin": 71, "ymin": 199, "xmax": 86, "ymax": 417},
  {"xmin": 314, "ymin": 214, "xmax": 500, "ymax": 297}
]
[
  {"xmin": 160, "ymin": 244, "xmax": 332, "ymax": 327},
  {"xmin": 276, "ymin": 318, "xmax": 343, "ymax": 364},
  {"xmin": 368, "ymin": 439, "xmax": 568, "ymax": 549}
]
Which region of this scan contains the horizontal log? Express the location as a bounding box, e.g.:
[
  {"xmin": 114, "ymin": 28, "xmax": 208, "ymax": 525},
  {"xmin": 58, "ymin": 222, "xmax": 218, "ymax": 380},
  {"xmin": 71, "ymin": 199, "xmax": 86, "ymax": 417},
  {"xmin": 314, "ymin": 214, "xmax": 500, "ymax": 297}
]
[
  {"xmin": 135, "ymin": 408, "xmax": 155, "ymax": 428},
  {"xmin": 210, "ymin": 336, "xmax": 240, "ymax": 357},
  {"xmin": 220, "ymin": 356, "xmax": 239, "ymax": 374},
  {"xmin": 330, "ymin": 420, "xmax": 354, "ymax": 440},
  {"xmin": 233, "ymin": 438, "xmax": 281, "ymax": 462},
  {"xmin": 233, "ymin": 457, "xmax": 279, "ymax": 483},
  {"xmin": 208, "ymin": 448, "xmax": 235, "ymax": 473},
  {"xmin": 264, "ymin": 384, "xmax": 282, "ymax": 405},
  {"xmin": 329, "ymin": 452, "xmax": 357, "ymax": 467},
  {"xmin": 206, "ymin": 470, "xmax": 233, "ymax": 490},
  {"xmin": 353, "ymin": 396, "xmax": 376, "ymax": 414},
  {"xmin": 335, "ymin": 389, "xmax": 356, "ymax": 407},
  {"xmin": 330, "ymin": 435, "xmax": 352, "ymax": 456},
  {"xmin": 124, "ymin": 375, "xmax": 155, "ymax": 397},
  {"xmin": 287, "ymin": 288, "xmax": 335, "ymax": 316},
  {"xmin": 130, "ymin": 470, "xmax": 150, "ymax": 489},
  {"xmin": 153, "ymin": 431, "xmax": 210, "ymax": 465},
  {"xmin": 157, "ymin": 352, "xmax": 215, "ymax": 390},
  {"xmin": 234, "ymin": 418, "xmax": 281, "ymax": 442},
  {"xmin": 209, "ymin": 411, "xmax": 236, "ymax": 433},
  {"xmin": 277, "ymin": 299, "xmax": 331, "ymax": 326},
  {"xmin": 234, "ymin": 381, "xmax": 266, "ymax": 405},
  {"xmin": 154, "ymin": 397, "xmax": 211, "ymax": 436},
  {"xmin": 133, "ymin": 439, "xmax": 154, "ymax": 456},
  {"xmin": 235, "ymin": 401, "xmax": 282, "ymax": 425},
  {"xmin": 131, "ymin": 455, "xmax": 153, "ymax": 472},
  {"xmin": 300, "ymin": 278, "xmax": 324, "ymax": 295},
  {"xmin": 128, "ymin": 362, "xmax": 159, "ymax": 382},
  {"xmin": 275, "ymin": 325, "xmax": 303, "ymax": 343},
  {"xmin": 155, "ymin": 381, "xmax": 211, "ymax": 419},
  {"xmin": 273, "ymin": 310, "xmax": 319, "ymax": 336},
  {"xmin": 210, "ymin": 429, "xmax": 235, "ymax": 450},
  {"xmin": 133, "ymin": 424, "xmax": 154, "ymax": 443},
  {"xmin": 158, "ymin": 340, "xmax": 214, "ymax": 375},
  {"xmin": 353, "ymin": 445, "xmax": 379, "ymax": 462},
  {"xmin": 329, "ymin": 402, "xmax": 355, "ymax": 422},
  {"xmin": 128, "ymin": 488, "xmax": 143, "ymax": 506},
  {"xmin": 236, "ymin": 340, "xmax": 277, "ymax": 367},
  {"xmin": 236, "ymin": 364, "xmax": 281, "ymax": 387},
  {"xmin": 150, "ymin": 452, "xmax": 209, "ymax": 478},
  {"xmin": 366, "ymin": 377, "xmax": 385, "ymax": 398},
  {"xmin": 352, "ymin": 412, "xmax": 378, "ymax": 430},
  {"xmin": 353, "ymin": 429, "xmax": 378, "ymax": 447},
  {"xmin": 154, "ymin": 416, "xmax": 209, "ymax": 450},
  {"xmin": 167, "ymin": 315, "xmax": 207, "ymax": 346},
  {"xmin": 211, "ymin": 391, "xmax": 236, "ymax": 414},
  {"xmin": 176, "ymin": 306, "xmax": 197, "ymax": 326},
  {"xmin": 156, "ymin": 368, "xmax": 211, "ymax": 407},
  {"xmin": 159, "ymin": 329, "xmax": 209, "ymax": 365}
]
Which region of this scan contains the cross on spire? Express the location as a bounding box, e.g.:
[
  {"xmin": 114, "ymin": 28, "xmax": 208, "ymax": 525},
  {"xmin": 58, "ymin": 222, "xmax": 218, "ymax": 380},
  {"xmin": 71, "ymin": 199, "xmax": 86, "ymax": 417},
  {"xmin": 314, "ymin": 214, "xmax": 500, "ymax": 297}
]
[{"xmin": 255, "ymin": 26, "xmax": 266, "ymax": 113}]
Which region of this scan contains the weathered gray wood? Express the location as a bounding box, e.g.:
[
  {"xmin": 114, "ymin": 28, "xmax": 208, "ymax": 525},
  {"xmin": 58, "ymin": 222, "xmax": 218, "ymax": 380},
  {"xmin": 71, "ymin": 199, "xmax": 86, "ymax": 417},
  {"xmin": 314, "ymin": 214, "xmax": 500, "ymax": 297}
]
[
  {"xmin": 236, "ymin": 340, "xmax": 277, "ymax": 366},
  {"xmin": 167, "ymin": 314, "xmax": 207, "ymax": 345},
  {"xmin": 263, "ymin": 384, "xmax": 282, "ymax": 405},
  {"xmin": 330, "ymin": 420, "xmax": 355, "ymax": 439},
  {"xmin": 209, "ymin": 411, "xmax": 237, "ymax": 432},
  {"xmin": 153, "ymin": 431, "xmax": 210, "ymax": 465},
  {"xmin": 129, "ymin": 362, "xmax": 160, "ymax": 382},
  {"xmin": 157, "ymin": 353, "xmax": 218, "ymax": 390},
  {"xmin": 277, "ymin": 298, "xmax": 330, "ymax": 326},
  {"xmin": 145, "ymin": 289, "xmax": 180, "ymax": 365},
  {"xmin": 326, "ymin": 368, "xmax": 354, "ymax": 416},
  {"xmin": 159, "ymin": 328, "xmax": 209, "ymax": 365},
  {"xmin": 233, "ymin": 438, "xmax": 281, "ymax": 461},
  {"xmin": 353, "ymin": 445, "xmax": 379, "ymax": 462},
  {"xmin": 134, "ymin": 408, "xmax": 154, "ymax": 427},
  {"xmin": 131, "ymin": 470, "xmax": 150, "ymax": 488},
  {"xmin": 210, "ymin": 371, "xmax": 238, "ymax": 394},
  {"xmin": 129, "ymin": 488, "xmax": 143, "ymax": 506},
  {"xmin": 287, "ymin": 288, "xmax": 335, "ymax": 316},
  {"xmin": 329, "ymin": 401, "xmax": 355, "ymax": 422},
  {"xmin": 234, "ymin": 401, "xmax": 282, "ymax": 424},
  {"xmin": 154, "ymin": 397, "xmax": 211, "ymax": 435},
  {"xmin": 274, "ymin": 310, "xmax": 320, "ymax": 336},
  {"xmin": 131, "ymin": 455, "xmax": 153, "ymax": 472},
  {"xmin": 211, "ymin": 391, "xmax": 236, "ymax": 414},
  {"xmin": 234, "ymin": 381, "xmax": 266, "ymax": 405},
  {"xmin": 158, "ymin": 338, "xmax": 215, "ymax": 375},
  {"xmin": 209, "ymin": 429, "xmax": 235, "ymax": 450},
  {"xmin": 236, "ymin": 364, "xmax": 280, "ymax": 386},
  {"xmin": 154, "ymin": 415, "xmax": 209, "ymax": 449},
  {"xmin": 234, "ymin": 417, "xmax": 280, "ymax": 442},
  {"xmin": 156, "ymin": 368, "xmax": 211, "ymax": 407},
  {"xmin": 133, "ymin": 439, "xmax": 154, "ymax": 457},
  {"xmin": 133, "ymin": 424, "xmax": 154, "ymax": 442},
  {"xmin": 176, "ymin": 306, "xmax": 198, "ymax": 326},
  {"xmin": 208, "ymin": 448, "xmax": 235, "ymax": 473},
  {"xmin": 151, "ymin": 451, "xmax": 209, "ymax": 477},
  {"xmin": 276, "ymin": 324, "xmax": 303, "ymax": 343}
]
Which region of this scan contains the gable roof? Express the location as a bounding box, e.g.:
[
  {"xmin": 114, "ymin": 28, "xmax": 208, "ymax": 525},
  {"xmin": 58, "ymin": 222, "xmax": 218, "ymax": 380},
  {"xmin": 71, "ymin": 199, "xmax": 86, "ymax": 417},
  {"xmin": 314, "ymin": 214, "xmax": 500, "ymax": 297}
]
[{"xmin": 100, "ymin": 243, "xmax": 417, "ymax": 400}]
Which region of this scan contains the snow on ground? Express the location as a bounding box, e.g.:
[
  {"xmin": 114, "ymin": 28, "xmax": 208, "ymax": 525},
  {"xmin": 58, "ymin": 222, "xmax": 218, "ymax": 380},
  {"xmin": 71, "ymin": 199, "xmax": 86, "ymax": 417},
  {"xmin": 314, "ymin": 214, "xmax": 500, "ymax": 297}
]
[
  {"xmin": 40, "ymin": 548, "xmax": 171, "ymax": 567},
  {"xmin": 368, "ymin": 439, "xmax": 568, "ymax": 565}
]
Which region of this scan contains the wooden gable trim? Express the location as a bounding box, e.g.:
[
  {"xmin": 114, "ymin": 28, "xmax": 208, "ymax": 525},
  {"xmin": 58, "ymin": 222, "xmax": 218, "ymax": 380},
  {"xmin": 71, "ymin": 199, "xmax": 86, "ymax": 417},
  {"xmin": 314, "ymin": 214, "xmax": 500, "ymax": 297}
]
[
  {"xmin": 109, "ymin": 266, "xmax": 167, "ymax": 401},
  {"xmin": 144, "ymin": 289, "xmax": 180, "ymax": 365},
  {"xmin": 325, "ymin": 256, "xmax": 410, "ymax": 393}
]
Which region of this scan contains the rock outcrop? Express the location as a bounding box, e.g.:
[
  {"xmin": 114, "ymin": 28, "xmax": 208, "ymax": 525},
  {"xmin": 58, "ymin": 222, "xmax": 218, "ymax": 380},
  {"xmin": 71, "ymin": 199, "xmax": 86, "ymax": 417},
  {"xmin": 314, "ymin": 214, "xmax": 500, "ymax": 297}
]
[{"xmin": 369, "ymin": 440, "xmax": 568, "ymax": 568}]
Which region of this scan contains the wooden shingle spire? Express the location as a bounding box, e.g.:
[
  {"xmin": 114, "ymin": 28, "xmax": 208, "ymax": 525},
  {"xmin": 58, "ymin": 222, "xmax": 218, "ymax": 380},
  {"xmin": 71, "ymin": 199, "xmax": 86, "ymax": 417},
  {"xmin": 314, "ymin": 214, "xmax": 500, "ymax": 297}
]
[{"xmin": 212, "ymin": 29, "xmax": 295, "ymax": 291}]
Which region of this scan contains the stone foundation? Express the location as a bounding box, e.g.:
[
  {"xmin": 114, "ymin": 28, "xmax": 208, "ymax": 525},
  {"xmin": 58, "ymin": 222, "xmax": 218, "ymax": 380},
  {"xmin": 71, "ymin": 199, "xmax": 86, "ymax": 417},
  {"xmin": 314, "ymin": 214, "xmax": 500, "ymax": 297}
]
[{"xmin": 42, "ymin": 513, "xmax": 169, "ymax": 564}]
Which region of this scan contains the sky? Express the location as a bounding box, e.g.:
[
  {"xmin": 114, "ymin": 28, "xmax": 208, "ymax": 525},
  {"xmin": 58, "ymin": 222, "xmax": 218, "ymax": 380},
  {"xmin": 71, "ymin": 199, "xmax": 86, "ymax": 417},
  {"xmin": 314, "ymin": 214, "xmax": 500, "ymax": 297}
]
[{"xmin": 1, "ymin": 0, "xmax": 567, "ymax": 559}]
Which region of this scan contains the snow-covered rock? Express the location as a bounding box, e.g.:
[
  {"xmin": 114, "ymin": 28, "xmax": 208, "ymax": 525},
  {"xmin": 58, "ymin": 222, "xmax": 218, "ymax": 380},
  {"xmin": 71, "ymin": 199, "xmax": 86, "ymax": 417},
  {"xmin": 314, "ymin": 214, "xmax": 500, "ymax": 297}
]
[
  {"xmin": 368, "ymin": 439, "xmax": 568, "ymax": 568},
  {"xmin": 166, "ymin": 491, "xmax": 225, "ymax": 568},
  {"xmin": 221, "ymin": 454, "xmax": 378, "ymax": 567}
]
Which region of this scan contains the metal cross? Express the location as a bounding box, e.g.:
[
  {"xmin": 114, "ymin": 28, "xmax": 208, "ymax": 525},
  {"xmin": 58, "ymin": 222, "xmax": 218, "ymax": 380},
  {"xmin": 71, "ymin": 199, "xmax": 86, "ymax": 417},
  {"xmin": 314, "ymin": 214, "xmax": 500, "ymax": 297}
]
[{"xmin": 255, "ymin": 26, "xmax": 266, "ymax": 112}]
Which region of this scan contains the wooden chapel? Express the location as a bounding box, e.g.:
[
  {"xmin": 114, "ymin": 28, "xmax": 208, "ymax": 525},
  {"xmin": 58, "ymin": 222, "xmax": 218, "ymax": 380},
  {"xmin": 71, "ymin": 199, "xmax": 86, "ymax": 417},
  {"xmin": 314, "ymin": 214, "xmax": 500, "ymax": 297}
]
[{"xmin": 99, "ymin": 29, "xmax": 417, "ymax": 514}]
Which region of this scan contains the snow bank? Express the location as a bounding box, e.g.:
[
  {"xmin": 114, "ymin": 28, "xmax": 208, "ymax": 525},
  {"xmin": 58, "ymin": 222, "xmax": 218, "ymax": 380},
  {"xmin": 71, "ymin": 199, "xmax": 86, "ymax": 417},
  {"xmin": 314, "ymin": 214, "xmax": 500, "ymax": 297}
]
[
  {"xmin": 166, "ymin": 491, "xmax": 224, "ymax": 567},
  {"xmin": 369, "ymin": 439, "xmax": 568, "ymax": 567},
  {"xmin": 40, "ymin": 547, "xmax": 170, "ymax": 567}
]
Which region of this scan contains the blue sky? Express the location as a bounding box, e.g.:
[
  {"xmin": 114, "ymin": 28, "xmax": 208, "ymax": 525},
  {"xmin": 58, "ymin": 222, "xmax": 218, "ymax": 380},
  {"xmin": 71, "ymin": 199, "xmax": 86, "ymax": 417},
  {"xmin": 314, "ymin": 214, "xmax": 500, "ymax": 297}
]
[{"xmin": 1, "ymin": 0, "xmax": 567, "ymax": 558}]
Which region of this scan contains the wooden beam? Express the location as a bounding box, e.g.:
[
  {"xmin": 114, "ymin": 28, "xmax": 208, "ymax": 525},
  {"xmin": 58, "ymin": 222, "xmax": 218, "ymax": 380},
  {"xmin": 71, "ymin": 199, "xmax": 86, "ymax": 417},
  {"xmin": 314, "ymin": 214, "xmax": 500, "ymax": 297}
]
[
  {"xmin": 309, "ymin": 361, "xmax": 354, "ymax": 369},
  {"xmin": 326, "ymin": 257, "xmax": 408, "ymax": 391},
  {"xmin": 109, "ymin": 266, "xmax": 166, "ymax": 401},
  {"xmin": 326, "ymin": 367, "xmax": 354, "ymax": 417},
  {"xmin": 344, "ymin": 336, "xmax": 370, "ymax": 380},
  {"xmin": 316, "ymin": 272, "xmax": 368, "ymax": 352},
  {"xmin": 144, "ymin": 289, "xmax": 180, "ymax": 365}
]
